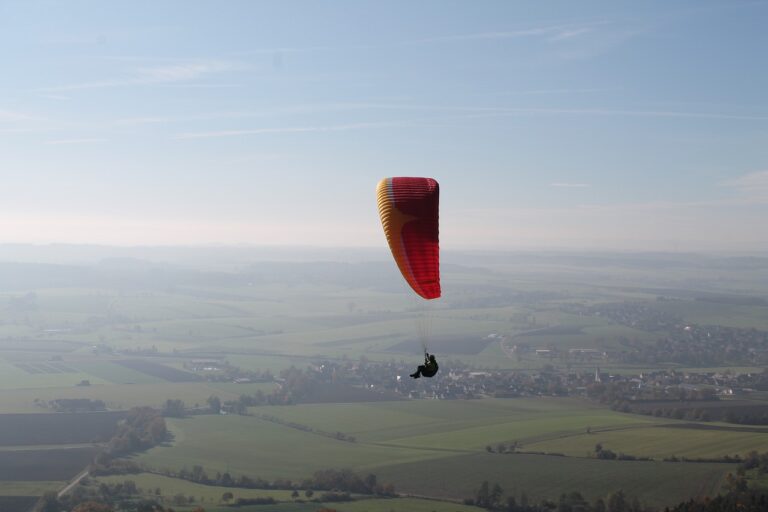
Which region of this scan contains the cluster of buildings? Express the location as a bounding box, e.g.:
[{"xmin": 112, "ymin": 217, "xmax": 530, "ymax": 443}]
[{"xmin": 310, "ymin": 358, "xmax": 764, "ymax": 402}]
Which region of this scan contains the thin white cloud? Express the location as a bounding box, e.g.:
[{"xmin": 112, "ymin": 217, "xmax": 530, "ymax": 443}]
[
  {"xmin": 233, "ymin": 20, "xmax": 610, "ymax": 57},
  {"xmin": 174, "ymin": 121, "xmax": 400, "ymax": 139},
  {"xmin": 38, "ymin": 94, "xmax": 71, "ymax": 101},
  {"xmin": 156, "ymin": 83, "xmax": 244, "ymax": 89},
  {"xmin": 414, "ymin": 26, "xmax": 565, "ymax": 44},
  {"xmin": 112, "ymin": 117, "xmax": 172, "ymax": 126},
  {"xmin": 342, "ymin": 103, "xmax": 768, "ymax": 122},
  {"xmin": 492, "ymin": 88, "xmax": 617, "ymax": 96},
  {"xmin": 724, "ymin": 170, "xmax": 768, "ymax": 202},
  {"xmin": 165, "ymin": 103, "xmax": 768, "ymax": 141},
  {"xmin": 550, "ymin": 182, "xmax": 591, "ymax": 188},
  {"xmin": 39, "ymin": 60, "xmax": 244, "ymax": 92},
  {"xmin": 44, "ymin": 99, "xmax": 767, "ymax": 141},
  {"xmin": 45, "ymin": 138, "xmax": 107, "ymax": 145},
  {"xmin": 728, "ymin": 169, "xmax": 768, "ymax": 188},
  {"xmin": 220, "ymin": 153, "xmax": 289, "ymax": 166},
  {"xmin": 389, "ymin": 22, "xmax": 608, "ymax": 46},
  {"xmin": 243, "ymin": 102, "xmax": 768, "ymax": 122},
  {"xmin": 465, "ymin": 106, "xmax": 768, "ymax": 121},
  {"xmin": 0, "ymin": 128, "xmax": 37, "ymax": 134},
  {"xmin": 0, "ymin": 110, "xmax": 42, "ymax": 122},
  {"xmin": 134, "ymin": 62, "xmax": 238, "ymax": 82},
  {"xmin": 158, "ymin": 103, "xmax": 768, "ymax": 137},
  {"xmin": 451, "ymin": 196, "xmax": 768, "ymax": 252},
  {"xmin": 42, "ymin": 80, "xmax": 121, "ymax": 92},
  {"xmin": 108, "ymin": 104, "xmax": 378, "ymax": 127},
  {"xmin": 364, "ymin": 105, "xmax": 768, "ymax": 122},
  {"xmin": 549, "ymin": 27, "xmax": 594, "ymax": 42},
  {"xmin": 175, "ymin": 127, "xmax": 321, "ymax": 139}
]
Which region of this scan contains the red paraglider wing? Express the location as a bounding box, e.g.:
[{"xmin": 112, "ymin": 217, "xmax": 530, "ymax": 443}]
[{"xmin": 376, "ymin": 177, "xmax": 440, "ymax": 299}]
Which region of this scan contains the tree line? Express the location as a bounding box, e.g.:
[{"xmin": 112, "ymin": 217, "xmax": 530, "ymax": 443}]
[
  {"xmin": 154, "ymin": 466, "xmax": 395, "ymax": 496},
  {"xmin": 465, "ymin": 480, "xmax": 768, "ymax": 512},
  {"xmin": 92, "ymin": 407, "xmax": 167, "ymax": 469},
  {"xmin": 465, "ymin": 482, "xmax": 649, "ymax": 512}
]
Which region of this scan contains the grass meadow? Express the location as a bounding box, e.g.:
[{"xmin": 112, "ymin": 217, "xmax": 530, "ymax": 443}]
[
  {"xmin": 137, "ymin": 398, "xmax": 735, "ymax": 507},
  {"xmin": 0, "ymin": 381, "xmax": 242, "ymax": 413},
  {"xmin": 375, "ymin": 452, "xmax": 728, "ymax": 508},
  {"xmin": 197, "ymin": 499, "xmax": 483, "ymax": 512},
  {"xmin": 526, "ymin": 423, "xmax": 768, "ymax": 459},
  {"xmin": 94, "ymin": 473, "xmax": 485, "ymax": 512},
  {"xmin": 0, "ymin": 481, "xmax": 64, "ymax": 496}
]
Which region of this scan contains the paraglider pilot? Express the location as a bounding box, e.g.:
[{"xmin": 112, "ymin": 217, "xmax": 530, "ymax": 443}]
[{"xmin": 410, "ymin": 353, "xmax": 438, "ymax": 379}]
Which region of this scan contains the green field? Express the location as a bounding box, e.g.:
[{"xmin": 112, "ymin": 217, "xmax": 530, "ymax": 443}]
[
  {"xmin": 197, "ymin": 498, "xmax": 482, "ymax": 512},
  {"xmin": 248, "ymin": 398, "xmax": 655, "ymax": 448},
  {"xmin": 0, "ymin": 359, "xmax": 109, "ymax": 391},
  {"xmin": 136, "ymin": 398, "xmax": 735, "ymax": 506},
  {"xmin": 526, "ymin": 424, "xmax": 768, "ymax": 459},
  {"xmin": 330, "ymin": 497, "xmax": 483, "ymax": 512},
  {"xmin": 375, "ymin": 452, "xmax": 728, "ymax": 508},
  {"xmin": 94, "ymin": 473, "xmax": 484, "ymax": 512},
  {"xmin": 0, "ymin": 481, "xmax": 63, "ymax": 496},
  {"xmin": 511, "ymin": 323, "xmax": 656, "ymax": 352},
  {"xmin": 72, "ymin": 361, "xmax": 167, "ymax": 385},
  {"xmin": 95, "ymin": 473, "xmax": 298, "ymax": 503},
  {"xmin": 139, "ymin": 414, "xmax": 443, "ymax": 478},
  {"xmin": 226, "ymin": 355, "xmax": 312, "ymax": 373},
  {"xmin": 648, "ymin": 301, "xmax": 768, "ymax": 330},
  {"xmin": 0, "ymin": 381, "xmax": 245, "ymax": 413}
]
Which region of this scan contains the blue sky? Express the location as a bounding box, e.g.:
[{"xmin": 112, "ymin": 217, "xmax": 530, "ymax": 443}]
[{"xmin": 1, "ymin": 0, "xmax": 767, "ymax": 251}]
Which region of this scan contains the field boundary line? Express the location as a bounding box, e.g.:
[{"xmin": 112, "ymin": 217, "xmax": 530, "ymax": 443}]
[
  {"xmin": 365, "ymin": 441, "xmax": 474, "ymax": 454},
  {"xmin": 519, "ymin": 422, "xmax": 658, "ymax": 445},
  {"xmin": 58, "ymin": 469, "xmax": 89, "ymax": 498},
  {"xmin": 655, "ymin": 422, "xmax": 768, "ymax": 433}
]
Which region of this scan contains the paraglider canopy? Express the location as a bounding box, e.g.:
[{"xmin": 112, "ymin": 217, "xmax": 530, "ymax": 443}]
[{"xmin": 376, "ymin": 177, "xmax": 440, "ymax": 300}]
